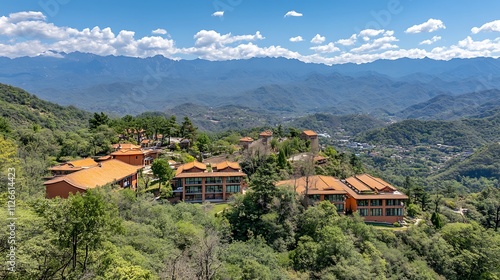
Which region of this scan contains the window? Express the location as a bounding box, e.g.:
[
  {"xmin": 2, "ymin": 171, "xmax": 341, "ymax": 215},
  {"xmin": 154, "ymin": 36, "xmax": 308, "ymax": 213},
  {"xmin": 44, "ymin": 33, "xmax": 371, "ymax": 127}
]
[
  {"xmin": 206, "ymin": 185, "xmax": 223, "ymax": 193},
  {"xmin": 370, "ymin": 208, "xmax": 383, "ymax": 216},
  {"xmin": 357, "ymin": 200, "xmax": 369, "ymax": 207},
  {"xmin": 370, "ymin": 199, "xmax": 382, "ymax": 206},
  {"xmin": 307, "ymin": 194, "xmax": 320, "ymax": 201},
  {"xmin": 185, "ymin": 194, "xmax": 202, "ymax": 201},
  {"xmin": 325, "ymin": 194, "xmax": 344, "ymax": 202},
  {"xmin": 226, "ymin": 176, "xmax": 241, "ymax": 183},
  {"xmin": 386, "ymin": 208, "xmax": 403, "ymax": 216},
  {"xmin": 206, "ymin": 177, "xmax": 222, "ymax": 184},
  {"xmin": 186, "ymin": 186, "xmax": 202, "ymax": 193},
  {"xmin": 386, "ymin": 199, "xmax": 404, "ymax": 206},
  {"xmin": 185, "ymin": 177, "xmax": 202, "ymax": 185},
  {"xmin": 205, "ymin": 193, "xmax": 223, "ymax": 200},
  {"xmin": 226, "ymin": 185, "xmax": 240, "ymax": 193},
  {"xmin": 335, "ymin": 203, "xmax": 344, "ymax": 211},
  {"xmin": 358, "ymin": 208, "xmax": 368, "ymax": 216}
]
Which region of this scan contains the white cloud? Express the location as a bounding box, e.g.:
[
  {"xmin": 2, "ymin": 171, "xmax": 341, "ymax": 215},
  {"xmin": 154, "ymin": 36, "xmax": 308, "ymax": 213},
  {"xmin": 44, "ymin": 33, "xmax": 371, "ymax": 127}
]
[
  {"xmin": 419, "ymin": 35, "xmax": 442, "ymax": 45},
  {"xmin": 405, "ymin": 18, "xmax": 446, "ymax": 33},
  {"xmin": 359, "ymin": 29, "xmax": 385, "ymax": 38},
  {"xmin": 471, "ymin": 20, "xmax": 500, "ymax": 34},
  {"xmin": 310, "ymin": 42, "xmax": 339, "ymax": 53},
  {"xmin": 152, "ymin": 28, "xmax": 167, "ymax": 35},
  {"xmin": 212, "ymin": 11, "xmax": 224, "ymax": 17},
  {"xmin": 193, "ymin": 30, "xmax": 264, "ymax": 47},
  {"xmin": 289, "ymin": 36, "xmax": 303, "ymax": 42},
  {"xmin": 336, "ymin": 34, "xmax": 357, "ymax": 46},
  {"xmin": 284, "ymin": 11, "xmax": 303, "ymax": 18},
  {"xmin": 350, "ymin": 35, "xmax": 399, "ymax": 53},
  {"xmin": 310, "ymin": 34, "xmax": 325, "ymax": 44},
  {"xmin": 8, "ymin": 11, "xmax": 46, "ymax": 23}
]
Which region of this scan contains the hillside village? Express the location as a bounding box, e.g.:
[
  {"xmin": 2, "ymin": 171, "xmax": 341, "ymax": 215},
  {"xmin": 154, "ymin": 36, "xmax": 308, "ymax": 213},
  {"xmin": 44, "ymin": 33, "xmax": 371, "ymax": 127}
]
[{"xmin": 44, "ymin": 123, "xmax": 409, "ymax": 225}]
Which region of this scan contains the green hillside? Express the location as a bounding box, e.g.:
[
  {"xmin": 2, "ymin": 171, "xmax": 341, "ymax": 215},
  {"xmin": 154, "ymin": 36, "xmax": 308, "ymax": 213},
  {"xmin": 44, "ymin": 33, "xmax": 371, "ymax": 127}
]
[
  {"xmin": 355, "ymin": 116, "xmax": 500, "ymax": 148},
  {"xmin": 432, "ymin": 143, "xmax": 500, "ymax": 181},
  {"xmin": 0, "ymin": 83, "xmax": 90, "ymax": 131}
]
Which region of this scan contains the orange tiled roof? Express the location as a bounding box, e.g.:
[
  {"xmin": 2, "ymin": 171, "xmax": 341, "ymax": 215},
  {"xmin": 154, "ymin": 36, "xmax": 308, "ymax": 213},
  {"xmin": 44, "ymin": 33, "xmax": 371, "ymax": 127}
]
[
  {"xmin": 175, "ymin": 171, "xmax": 246, "ymax": 178},
  {"xmin": 175, "ymin": 161, "xmax": 207, "ymax": 176},
  {"xmin": 111, "ymin": 149, "xmax": 147, "ymax": 156},
  {"xmin": 302, "ymin": 130, "xmax": 318, "ymax": 136},
  {"xmin": 97, "ymin": 155, "xmax": 112, "ymax": 161},
  {"xmin": 355, "ymin": 174, "xmax": 396, "ymax": 192},
  {"xmin": 49, "ymin": 158, "xmax": 97, "ymax": 171},
  {"xmin": 341, "ymin": 183, "xmax": 408, "ymax": 200},
  {"xmin": 215, "ymin": 161, "xmax": 241, "ymax": 171},
  {"xmin": 44, "ymin": 159, "xmax": 141, "ymax": 190},
  {"xmin": 345, "ymin": 177, "xmax": 373, "ymax": 192},
  {"xmin": 112, "ymin": 143, "xmax": 141, "ymax": 150},
  {"xmin": 276, "ymin": 175, "xmax": 348, "ymax": 195},
  {"xmin": 259, "ymin": 130, "xmax": 273, "ymax": 137},
  {"xmin": 239, "ymin": 137, "xmax": 254, "ymax": 142}
]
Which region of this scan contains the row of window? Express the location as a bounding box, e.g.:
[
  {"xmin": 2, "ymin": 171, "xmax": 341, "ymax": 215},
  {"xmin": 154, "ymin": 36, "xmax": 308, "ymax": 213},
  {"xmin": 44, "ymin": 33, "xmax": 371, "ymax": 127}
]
[
  {"xmin": 358, "ymin": 208, "xmax": 404, "ymax": 216},
  {"xmin": 184, "ymin": 176, "xmax": 242, "ymax": 185},
  {"xmin": 185, "ymin": 185, "xmax": 240, "ymax": 194},
  {"xmin": 325, "ymin": 194, "xmax": 345, "ymax": 202},
  {"xmin": 357, "ymin": 199, "xmax": 404, "ymax": 207},
  {"xmin": 184, "ymin": 193, "xmax": 233, "ymax": 201}
]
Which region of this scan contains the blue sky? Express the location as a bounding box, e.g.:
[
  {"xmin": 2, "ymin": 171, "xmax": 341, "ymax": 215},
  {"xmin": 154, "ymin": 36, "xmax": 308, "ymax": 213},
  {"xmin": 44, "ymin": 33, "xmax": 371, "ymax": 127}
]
[{"xmin": 1, "ymin": 0, "xmax": 500, "ymax": 64}]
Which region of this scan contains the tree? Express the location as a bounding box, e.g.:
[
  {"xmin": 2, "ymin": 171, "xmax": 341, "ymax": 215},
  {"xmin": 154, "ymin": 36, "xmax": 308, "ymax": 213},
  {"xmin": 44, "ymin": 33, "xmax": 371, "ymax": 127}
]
[
  {"xmin": 151, "ymin": 158, "xmax": 174, "ymax": 197},
  {"xmin": 180, "ymin": 116, "xmax": 197, "ymax": 141},
  {"xmin": 33, "ymin": 190, "xmax": 120, "ymax": 275},
  {"xmin": 89, "ymin": 112, "xmax": 110, "ymax": 130}
]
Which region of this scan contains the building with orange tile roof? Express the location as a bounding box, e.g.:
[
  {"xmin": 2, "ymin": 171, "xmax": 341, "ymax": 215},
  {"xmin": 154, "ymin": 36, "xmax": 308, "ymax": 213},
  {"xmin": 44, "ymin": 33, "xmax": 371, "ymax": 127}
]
[
  {"xmin": 48, "ymin": 158, "xmax": 98, "ymax": 176},
  {"xmin": 258, "ymin": 130, "xmax": 273, "ymax": 145},
  {"xmin": 172, "ymin": 161, "xmax": 246, "ymax": 203},
  {"xmin": 112, "ymin": 143, "xmax": 141, "ymax": 150},
  {"xmin": 44, "ymin": 159, "xmax": 142, "ymax": 198},
  {"xmin": 276, "ymin": 175, "xmax": 348, "ymax": 212},
  {"xmin": 110, "ymin": 148, "xmax": 159, "ymax": 166},
  {"xmin": 300, "ymin": 130, "xmax": 319, "ymax": 153},
  {"xmin": 343, "ymin": 174, "xmax": 408, "ymax": 224},
  {"xmin": 277, "ymin": 173, "xmax": 408, "ymax": 224},
  {"xmin": 239, "ymin": 137, "xmax": 254, "ymax": 149}
]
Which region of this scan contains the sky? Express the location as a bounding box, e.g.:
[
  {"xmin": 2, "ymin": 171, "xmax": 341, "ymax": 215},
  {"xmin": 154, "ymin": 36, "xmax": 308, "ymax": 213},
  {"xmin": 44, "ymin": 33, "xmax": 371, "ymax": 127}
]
[{"xmin": 1, "ymin": 0, "xmax": 500, "ymax": 65}]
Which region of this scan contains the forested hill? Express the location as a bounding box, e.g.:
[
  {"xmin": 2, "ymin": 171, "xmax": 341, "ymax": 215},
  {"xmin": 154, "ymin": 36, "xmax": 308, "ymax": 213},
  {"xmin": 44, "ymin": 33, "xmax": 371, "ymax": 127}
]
[
  {"xmin": 0, "ymin": 83, "xmax": 90, "ymax": 131},
  {"xmin": 355, "ymin": 114, "xmax": 500, "ymax": 148},
  {"xmin": 432, "ymin": 143, "xmax": 500, "ymax": 181}
]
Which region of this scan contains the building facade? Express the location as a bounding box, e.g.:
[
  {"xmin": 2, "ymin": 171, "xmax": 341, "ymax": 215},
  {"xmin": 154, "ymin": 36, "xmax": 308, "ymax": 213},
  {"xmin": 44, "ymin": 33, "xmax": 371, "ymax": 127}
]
[
  {"xmin": 276, "ymin": 174, "xmax": 407, "ymax": 224},
  {"xmin": 172, "ymin": 161, "xmax": 246, "ymax": 203}
]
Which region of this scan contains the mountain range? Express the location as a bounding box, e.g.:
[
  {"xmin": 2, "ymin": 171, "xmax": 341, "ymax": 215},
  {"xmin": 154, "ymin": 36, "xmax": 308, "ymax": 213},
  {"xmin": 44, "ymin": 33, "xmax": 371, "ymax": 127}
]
[{"xmin": 0, "ymin": 52, "xmax": 500, "ymax": 117}]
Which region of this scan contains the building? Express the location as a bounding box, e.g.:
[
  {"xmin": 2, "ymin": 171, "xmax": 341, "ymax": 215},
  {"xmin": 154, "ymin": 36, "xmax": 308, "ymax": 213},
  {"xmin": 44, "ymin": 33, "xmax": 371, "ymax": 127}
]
[
  {"xmin": 258, "ymin": 130, "xmax": 273, "ymax": 144},
  {"xmin": 343, "ymin": 174, "xmax": 408, "ymax": 224},
  {"xmin": 112, "ymin": 143, "xmax": 141, "ymax": 151},
  {"xmin": 48, "ymin": 158, "xmax": 98, "ymax": 176},
  {"xmin": 276, "ymin": 173, "xmax": 407, "ymax": 224},
  {"xmin": 110, "ymin": 148, "xmax": 159, "ymax": 166},
  {"xmin": 239, "ymin": 137, "xmax": 254, "ymax": 149},
  {"xmin": 300, "ymin": 130, "xmax": 319, "ymax": 154},
  {"xmin": 44, "ymin": 159, "xmax": 142, "ymax": 198},
  {"xmin": 172, "ymin": 161, "xmax": 246, "ymax": 203},
  {"xmin": 276, "ymin": 175, "xmax": 347, "ymax": 212}
]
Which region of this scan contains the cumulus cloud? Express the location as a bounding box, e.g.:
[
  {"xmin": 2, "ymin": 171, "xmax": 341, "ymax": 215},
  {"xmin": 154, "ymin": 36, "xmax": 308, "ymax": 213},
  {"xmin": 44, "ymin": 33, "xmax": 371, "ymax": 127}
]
[
  {"xmin": 193, "ymin": 30, "xmax": 264, "ymax": 47},
  {"xmin": 419, "ymin": 35, "xmax": 441, "ymax": 45},
  {"xmin": 336, "ymin": 34, "xmax": 357, "ymax": 46},
  {"xmin": 310, "ymin": 42, "xmax": 339, "ymax": 53},
  {"xmin": 310, "ymin": 34, "xmax": 325, "ymax": 44},
  {"xmin": 471, "ymin": 20, "xmax": 500, "ymax": 34},
  {"xmin": 152, "ymin": 28, "xmax": 167, "ymax": 35},
  {"xmin": 350, "ymin": 35, "xmax": 399, "ymax": 53},
  {"xmin": 405, "ymin": 18, "xmax": 446, "ymax": 33},
  {"xmin": 289, "ymin": 36, "xmax": 303, "ymax": 42},
  {"xmin": 212, "ymin": 11, "xmax": 224, "ymax": 17},
  {"xmin": 8, "ymin": 11, "xmax": 46, "ymax": 23},
  {"xmin": 284, "ymin": 10, "xmax": 303, "ymax": 18}
]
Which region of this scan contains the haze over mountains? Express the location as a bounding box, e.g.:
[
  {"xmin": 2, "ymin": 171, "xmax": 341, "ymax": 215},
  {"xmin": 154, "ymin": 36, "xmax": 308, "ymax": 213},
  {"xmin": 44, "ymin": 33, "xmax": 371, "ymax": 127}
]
[{"xmin": 0, "ymin": 52, "xmax": 499, "ymax": 118}]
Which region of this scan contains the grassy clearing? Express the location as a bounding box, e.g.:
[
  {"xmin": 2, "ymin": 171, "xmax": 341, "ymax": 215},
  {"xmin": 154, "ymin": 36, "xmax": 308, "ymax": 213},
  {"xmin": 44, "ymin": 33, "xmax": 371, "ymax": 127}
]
[{"xmin": 209, "ymin": 203, "xmax": 230, "ymax": 216}]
